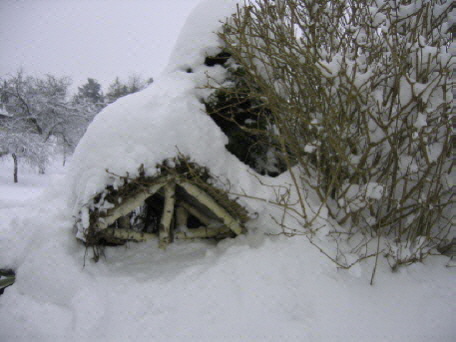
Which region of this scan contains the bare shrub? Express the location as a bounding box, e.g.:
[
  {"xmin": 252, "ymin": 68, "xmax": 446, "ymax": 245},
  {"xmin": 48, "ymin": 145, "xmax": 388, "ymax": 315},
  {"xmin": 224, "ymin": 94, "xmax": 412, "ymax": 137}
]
[{"xmin": 214, "ymin": 0, "xmax": 453, "ymax": 268}]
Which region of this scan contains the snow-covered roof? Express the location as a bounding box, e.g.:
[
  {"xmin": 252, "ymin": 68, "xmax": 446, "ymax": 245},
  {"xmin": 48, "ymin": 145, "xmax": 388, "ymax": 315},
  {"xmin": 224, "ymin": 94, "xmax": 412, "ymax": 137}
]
[{"xmin": 67, "ymin": 0, "xmax": 264, "ymax": 225}]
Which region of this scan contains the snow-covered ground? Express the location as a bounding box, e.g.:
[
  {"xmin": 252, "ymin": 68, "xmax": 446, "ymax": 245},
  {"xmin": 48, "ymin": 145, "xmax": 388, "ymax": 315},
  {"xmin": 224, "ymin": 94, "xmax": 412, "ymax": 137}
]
[
  {"xmin": 0, "ymin": 162, "xmax": 454, "ymax": 341},
  {"xmin": 0, "ymin": 157, "xmax": 66, "ymax": 208},
  {"xmin": 1, "ymin": 0, "xmax": 454, "ymax": 340}
]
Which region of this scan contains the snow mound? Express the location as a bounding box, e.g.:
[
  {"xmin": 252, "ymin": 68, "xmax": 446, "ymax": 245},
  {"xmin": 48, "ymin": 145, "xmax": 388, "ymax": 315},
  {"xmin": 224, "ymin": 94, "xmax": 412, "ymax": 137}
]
[
  {"xmin": 166, "ymin": 0, "xmax": 241, "ymax": 72},
  {"xmin": 66, "ymin": 0, "xmax": 263, "ymax": 237}
]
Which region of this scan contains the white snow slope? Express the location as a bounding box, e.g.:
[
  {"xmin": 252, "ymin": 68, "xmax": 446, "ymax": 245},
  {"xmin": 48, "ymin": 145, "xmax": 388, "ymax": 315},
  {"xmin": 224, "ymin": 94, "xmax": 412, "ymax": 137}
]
[
  {"xmin": 67, "ymin": 0, "xmax": 264, "ymax": 239},
  {"xmin": 0, "ymin": 1, "xmax": 454, "ymax": 341}
]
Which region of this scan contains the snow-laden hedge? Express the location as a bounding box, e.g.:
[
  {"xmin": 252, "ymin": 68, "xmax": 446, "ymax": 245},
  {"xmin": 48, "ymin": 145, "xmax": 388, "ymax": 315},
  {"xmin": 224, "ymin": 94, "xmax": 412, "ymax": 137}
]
[{"xmin": 215, "ymin": 0, "xmax": 453, "ymax": 267}]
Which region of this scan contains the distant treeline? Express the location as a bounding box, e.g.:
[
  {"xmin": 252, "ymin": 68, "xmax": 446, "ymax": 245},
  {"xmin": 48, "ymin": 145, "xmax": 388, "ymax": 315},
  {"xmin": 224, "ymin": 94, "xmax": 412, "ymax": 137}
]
[{"xmin": 0, "ymin": 70, "xmax": 153, "ymax": 182}]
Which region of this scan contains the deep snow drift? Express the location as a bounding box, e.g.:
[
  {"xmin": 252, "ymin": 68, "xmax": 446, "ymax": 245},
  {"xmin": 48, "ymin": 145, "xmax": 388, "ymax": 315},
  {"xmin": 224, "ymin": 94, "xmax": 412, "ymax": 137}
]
[
  {"xmin": 0, "ymin": 181, "xmax": 454, "ymax": 341},
  {"xmin": 0, "ymin": 0, "xmax": 454, "ymax": 341},
  {"xmin": 67, "ymin": 0, "xmax": 264, "ymax": 240}
]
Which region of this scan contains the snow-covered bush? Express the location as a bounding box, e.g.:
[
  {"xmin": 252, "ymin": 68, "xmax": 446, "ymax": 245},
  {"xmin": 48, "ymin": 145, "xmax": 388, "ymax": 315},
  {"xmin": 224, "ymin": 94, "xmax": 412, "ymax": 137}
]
[{"xmin": 218, "ymin": 0, "xmax": 453, "ymax": 266}]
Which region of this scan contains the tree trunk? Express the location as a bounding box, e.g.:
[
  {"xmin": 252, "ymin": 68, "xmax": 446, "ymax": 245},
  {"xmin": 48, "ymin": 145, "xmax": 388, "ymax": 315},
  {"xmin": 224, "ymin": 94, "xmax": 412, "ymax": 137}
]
[
  {"xmin": 12, "ymin": 153, "xmax": 18, "ymax": 183},
  {"xmin": 62, "ymin": 144, "xmax": 66, "ymax": 166}
]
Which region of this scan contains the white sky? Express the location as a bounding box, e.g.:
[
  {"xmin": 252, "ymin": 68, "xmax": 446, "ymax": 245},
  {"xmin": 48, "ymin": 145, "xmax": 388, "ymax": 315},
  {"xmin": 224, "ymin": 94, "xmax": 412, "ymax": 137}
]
[{"xmin": 0, "ymin": 0, "xmax": 200, "ymax": 93}]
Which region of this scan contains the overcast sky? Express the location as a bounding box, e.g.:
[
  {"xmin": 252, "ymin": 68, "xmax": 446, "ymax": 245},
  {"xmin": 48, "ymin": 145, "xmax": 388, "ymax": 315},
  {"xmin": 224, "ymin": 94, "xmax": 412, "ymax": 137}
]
[{"xmin": 0, "ymin": 0, "xmax": 200, "ymax": 93}]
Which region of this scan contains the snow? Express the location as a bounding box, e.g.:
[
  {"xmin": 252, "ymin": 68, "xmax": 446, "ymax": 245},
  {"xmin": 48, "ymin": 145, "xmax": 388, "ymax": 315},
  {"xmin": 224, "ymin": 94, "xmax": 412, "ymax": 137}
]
[
  {"xmin": 427, "ymin": 142, "xmax": 444, "ymax": 162},
  {"xmin": 66, "ymin": 0, "xmax": 256, "ymax": 239},
  {"xmin": 399, "ymin": 76, "xmax": 413, "ymax": 108},
  {"xmin": 338, "ymin": 182, "xmax": 384, "ymax": 213},
  {"xmin": 166, "ymin": 0, "xmax": 241, "ymax": 73},
  {"xmin": 0, "ymin": 179, "xmax": 455, "ymax": 340},
  {"xmin": 304, "ymin": 144, "xmax": 317, "ymax": 153},
  {"xmin": 365, "ymin": 182, "xmax": 384, "ymax": 200},
  {"xmin": 317, "ymin": 55, "xmax": 342, "ymax": 78},
  {"xmin": 414, "ymin": 112, "xmax": 428, "ymax": 129},
  {"xmin": 0, "ymin": 157, "xmax": 65, "ymax": 208},
  {"xmin": 67, "ymin": 70, "xmax": 270, "ymax": 238},
  {"xmin": 0, "ymin": 1, "xmax": 455, "ymax": 341}
]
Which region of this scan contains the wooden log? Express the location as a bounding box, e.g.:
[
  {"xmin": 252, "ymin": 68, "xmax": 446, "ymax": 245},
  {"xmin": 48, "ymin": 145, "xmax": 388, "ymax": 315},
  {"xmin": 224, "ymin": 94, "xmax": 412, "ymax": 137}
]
[
  {"xmin": 175, "ymin": 226, "xmax": 232, "ymax": 240},
  {"xmin": 177, "ymin": 181, "xmax": 244, "ymax": 235},
  {"xmin": 99, "ymin": 226, "xmax": 231, "ymax": 243},
  {"xmin": 175, "ymin": 204, "xmax": 188, "ymax": 228},
  {"xmin": 100, "ymin": 228, "xmax": 157, "ymax": 242},
  {"xmin": 178, "ymin": 201, "xmax": 212, "ymax": 226},
  {"xmin": 159, "ymin": 182, "xmax": 176, "ymax": 249},
  {"xmin": 98, "ymin": 176, "xmax": 170, "ymax": 230}
]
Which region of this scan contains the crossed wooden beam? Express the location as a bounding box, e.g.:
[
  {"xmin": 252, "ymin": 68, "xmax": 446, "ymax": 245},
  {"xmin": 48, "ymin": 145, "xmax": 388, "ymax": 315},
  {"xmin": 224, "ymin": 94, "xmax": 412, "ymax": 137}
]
[{"xmin": 95, "ymin": 176, "xmax": 244, "ymax": 248}]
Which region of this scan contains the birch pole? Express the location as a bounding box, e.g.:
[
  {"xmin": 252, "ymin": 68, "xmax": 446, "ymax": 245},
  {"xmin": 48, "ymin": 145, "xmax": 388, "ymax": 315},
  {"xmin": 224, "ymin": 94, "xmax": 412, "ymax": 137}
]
[
  {"xmin": 177, "ymin": 181, "xmax": 244, "ymax": 235},
  {"xmin": 98, "ymin": 176, "xmax": 170, "ymax": 230},
  {"xmin": 101, "ymin": 228, "xmax": 157, "ymax": 242},
  {"xmin": 175, "ymin": 204, "xmax": 189, "ymax": 228},
  {"xmin": 100, "ymin": 226, "xmax": 231, "ymax": 242},
  {"xmin": 159, "ymin": 182, "xmax": 176, "ymax": 249},
  {"xmin": 178, "ymin": 201, "xmax": 212, "ymax": 226}
]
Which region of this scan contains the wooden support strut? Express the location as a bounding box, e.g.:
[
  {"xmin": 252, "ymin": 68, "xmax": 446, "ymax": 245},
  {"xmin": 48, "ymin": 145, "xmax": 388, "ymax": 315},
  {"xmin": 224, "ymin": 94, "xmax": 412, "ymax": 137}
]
[
  {"xmin": 178, "ymin": 201, "xmax": 212, "ymax": 226},
  {"xmin": 101, "ymin": 228, "xmax": 157, "ymax": 242},
  {"xmin": 98, "ymin": 176, "xmax": 171, "ymax": 230},
  {"xmin": 175, "ymin": 226, "xmax": 232, "ymax": 239},
  {"xmin": 177, "ymin": 181, "xmax": 244, "ymax": 235},
  {"xmin": 159, "ymin": 182, "xmax": 176, "ymax": 249},
  {"xmin": 175, "ymin": 204, "xmax": 189, "ymax": 228},
  {"xmin": 101, "ymin": 226, "xmax": 232, "ymax": 242},
  {"xmin": 95, "ymin": 177, "xmax": 244, "ymax": 245}
]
